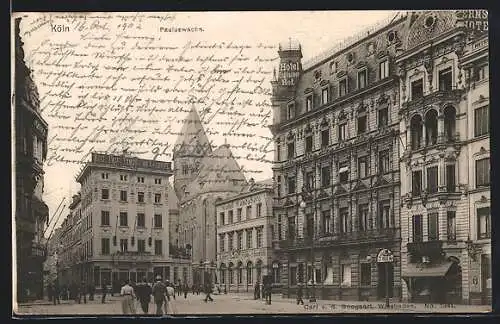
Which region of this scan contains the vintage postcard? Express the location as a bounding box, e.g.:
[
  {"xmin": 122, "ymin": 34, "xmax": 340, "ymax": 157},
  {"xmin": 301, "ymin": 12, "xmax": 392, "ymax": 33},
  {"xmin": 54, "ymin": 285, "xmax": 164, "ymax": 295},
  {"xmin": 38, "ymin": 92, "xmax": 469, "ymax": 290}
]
[{"xmin": 11, "ymin": 10, "xmax": 491, "ymax": 316}]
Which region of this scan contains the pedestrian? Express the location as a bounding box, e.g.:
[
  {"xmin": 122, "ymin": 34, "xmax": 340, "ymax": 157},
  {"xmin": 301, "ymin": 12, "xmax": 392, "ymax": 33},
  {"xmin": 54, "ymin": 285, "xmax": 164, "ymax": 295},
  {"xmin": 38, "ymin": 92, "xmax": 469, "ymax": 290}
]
[
  {"xmin": 203, "ymin": 281, "xmax": 214, "ymax": 302},
  {"xmin": 120, "ymin": 280, "xmax": 136, "ymax": 315},
  {"xmin": 224, "ymin": 285, "xmax": 227, "ymax": 294},
  {"xmin": 53, "ymin": 281, "xmax": 61, "ymax": 305},
  {"xmin": 89, "ymin": 284, "xmax": 95, "ymax": 301},
  {"xmin": 135, "ymin": 277, "xmax": 152, "ymax": 314},
  {"xmin": 183, "ymin": 282, "xmax": 189, "ymax": 299},
  {"xmin": 165, "ymin": 280, "xmax": 175, "ymax": 314},
  {"xmin": 80, "ymin": 281, "xmax": 87, "ymax": 304},
  {"xmin": 152, "ymin": 275, "xmax": 167, "ymax": 315},
  {"xmin": 101, "ymin": 281, "xmax": 108, "ymax": 304},
  {"xmin": 265, "ymin": 280, "xmax": 272, "ymax": 305},
  {"xmin": 254, "ymin": 281, "xmax": 260, "ymax": 300},
  {"xmin": 47, "ymin": 283, "xmax": 53, "ymax": 303},
  {"xmin": 296, "ymin": 284, "xmax": 304, "ymax": 305}
]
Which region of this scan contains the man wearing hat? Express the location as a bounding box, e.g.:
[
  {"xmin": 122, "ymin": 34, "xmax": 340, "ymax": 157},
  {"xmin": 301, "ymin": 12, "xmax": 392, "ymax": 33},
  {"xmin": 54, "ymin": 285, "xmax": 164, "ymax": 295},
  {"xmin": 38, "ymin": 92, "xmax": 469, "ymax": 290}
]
[{"xmin": 152, "ymin": 275, "xmax": 167, "ymax": 315}]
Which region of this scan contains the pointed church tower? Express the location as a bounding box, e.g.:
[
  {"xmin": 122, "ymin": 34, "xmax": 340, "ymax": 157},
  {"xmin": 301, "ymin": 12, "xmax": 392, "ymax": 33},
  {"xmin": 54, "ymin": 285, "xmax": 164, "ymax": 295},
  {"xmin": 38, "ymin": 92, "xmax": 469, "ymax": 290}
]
[{"xmin": 173, "ymin": 105, "xmax": 212, "ymax": 199}]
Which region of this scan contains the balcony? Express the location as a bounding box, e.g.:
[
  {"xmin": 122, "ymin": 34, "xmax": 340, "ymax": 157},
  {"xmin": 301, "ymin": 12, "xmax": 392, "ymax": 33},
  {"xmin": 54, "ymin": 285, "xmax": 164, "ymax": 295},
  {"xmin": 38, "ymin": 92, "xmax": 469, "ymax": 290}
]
[{"xmin": 401, "ymin": 88, "xmax": 463, "ymax": 114}]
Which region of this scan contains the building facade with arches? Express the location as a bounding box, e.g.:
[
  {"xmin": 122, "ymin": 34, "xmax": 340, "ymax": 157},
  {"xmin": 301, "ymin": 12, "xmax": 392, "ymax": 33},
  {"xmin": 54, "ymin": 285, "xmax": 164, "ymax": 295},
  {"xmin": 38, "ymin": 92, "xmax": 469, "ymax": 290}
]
[
  {"xmin": 215, "ymin": 179, "xmax": 275, "ymax": 292},
  {"xmin": 397, "ymin": 11, "xmax": 490, "ymax": 305}
]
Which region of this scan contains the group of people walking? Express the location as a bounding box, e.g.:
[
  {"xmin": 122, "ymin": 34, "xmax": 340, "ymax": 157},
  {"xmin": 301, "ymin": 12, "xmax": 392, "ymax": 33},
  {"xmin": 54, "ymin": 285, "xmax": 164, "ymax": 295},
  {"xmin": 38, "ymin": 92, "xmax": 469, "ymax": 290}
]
[
  {"xmin": 253, "ymin": 280, "xmax": 273, "ymax": 305},
  {"xmin": 46, "ymin": 281, "xmax": 96, "ymax": 305},
  {"xmin": 120, "ymin": 275, "xmax": 177, "ymax": 315}
]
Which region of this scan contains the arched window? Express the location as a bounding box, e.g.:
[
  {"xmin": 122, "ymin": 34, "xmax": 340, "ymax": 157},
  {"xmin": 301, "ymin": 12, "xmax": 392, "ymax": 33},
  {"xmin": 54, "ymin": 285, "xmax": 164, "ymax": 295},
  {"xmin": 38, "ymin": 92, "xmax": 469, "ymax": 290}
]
[
  {"xmin": 255, "ymin": 259, "xmax": 262, "ymax": 282},
  {"xmin": 272, "ymin": 261, "xmax": 281, "ymax": 283},
  {"xmin": 228, "ymin": 262, "xmax": 234, "ymax": 284},
  {"xmin": 246, "ymin": 261, "xmax": 253, "ymax": 284},
  {"xmin": 444, "ymin": 106, "xmax": 457, "ymax": 143},
  {"xmin": 425, "ymin": 109, "xmax": 438, "ymax": 146},
  {"xmin": 237, "ymin": 261, "xmax": 243, "ymax": 284},
  {"xmin": 410, "ymin": 115, "xmax": 423, "ymax": 150}
]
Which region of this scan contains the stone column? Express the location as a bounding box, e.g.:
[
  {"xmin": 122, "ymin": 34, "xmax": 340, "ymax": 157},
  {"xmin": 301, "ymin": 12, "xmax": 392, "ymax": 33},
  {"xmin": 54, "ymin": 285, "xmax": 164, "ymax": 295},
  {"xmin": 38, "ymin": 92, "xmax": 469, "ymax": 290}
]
[{"xmin": 422, "ymin": 123, "xmax": 426, "ymax": 148}]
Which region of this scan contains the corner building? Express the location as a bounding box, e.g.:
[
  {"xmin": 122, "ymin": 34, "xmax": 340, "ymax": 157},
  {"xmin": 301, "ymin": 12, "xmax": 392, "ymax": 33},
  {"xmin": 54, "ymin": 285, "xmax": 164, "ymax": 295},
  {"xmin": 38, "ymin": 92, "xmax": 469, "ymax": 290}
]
[
  {"xmin": 73, "ymin": 152, "xmax": 180, "ymax": 292},
  {"xmin": 397, "ymin": 11, "xmax": 490, "ymax": 305},
  {"xmin": 270, "ymin": 15, "xmax": 407, "ymax": 301}
]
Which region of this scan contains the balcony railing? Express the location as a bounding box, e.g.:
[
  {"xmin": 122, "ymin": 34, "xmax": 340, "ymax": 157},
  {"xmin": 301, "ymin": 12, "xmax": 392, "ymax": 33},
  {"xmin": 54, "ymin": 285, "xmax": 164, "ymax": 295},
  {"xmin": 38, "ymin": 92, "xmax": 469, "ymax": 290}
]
[{"xmin": 402, "ymin": 87, "xmax": 463, "ymax": 113}]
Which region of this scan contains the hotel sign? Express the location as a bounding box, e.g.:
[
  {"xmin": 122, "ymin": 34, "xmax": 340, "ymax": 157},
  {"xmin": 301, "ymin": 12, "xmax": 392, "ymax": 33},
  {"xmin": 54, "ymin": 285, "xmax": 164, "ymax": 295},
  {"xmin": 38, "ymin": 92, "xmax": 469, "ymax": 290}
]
[
  {"xmin": 92, "ymin": 153, "xmax": 171, "ymax": 171},
  {"xmin": 455, "ymin": 10, "xmax": 488, "ymax": 32},
  {"xmin": 279, "ymin": 61, "xmax": 300, "ymax": 87}
]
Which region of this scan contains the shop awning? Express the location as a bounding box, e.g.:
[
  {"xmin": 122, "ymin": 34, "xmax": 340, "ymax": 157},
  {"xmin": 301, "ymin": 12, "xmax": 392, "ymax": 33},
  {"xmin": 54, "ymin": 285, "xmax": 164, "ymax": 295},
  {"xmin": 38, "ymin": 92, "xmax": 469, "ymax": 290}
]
[{"xmin": 403, "ymin": 262, "xmax": 453, "ymax": 278}]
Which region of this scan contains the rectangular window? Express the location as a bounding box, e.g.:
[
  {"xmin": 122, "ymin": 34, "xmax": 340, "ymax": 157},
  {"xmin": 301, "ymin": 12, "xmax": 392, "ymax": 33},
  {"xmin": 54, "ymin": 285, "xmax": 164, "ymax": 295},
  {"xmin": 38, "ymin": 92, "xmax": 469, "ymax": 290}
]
[
  {"xmin": 120, "ymin": 175, "xmax": 128, "ymax": 181},
  {"xmin": 322, "ymin": 210, "xmax": 331, "ymax": 234},
  {"xmin": 237, "ymin": 232, "xmax": 243, "ymax": 250},
  {"xmin": 120, "ymin": 239, "xmax": 128, "ymax": 252},
  {"xmin": 228, "ymin": 210, "xmax": 234, "ymax": 224},
  {"xmin": 137, "ymin": 192, "xmax": 145, "ymax": 203},
  {"xmin": 341, "ymin": 264, "xmax": 351, "ymax": 286},
  {"xmin": 101, "ymin": 211, "xmax": 110, "ymax": 226},
  {"xmin": 154, "ymin": 193, "xmax": 161, "ymax": 203},
  {"xmin": 378, "ymin": 200, "xmax": 391, "ymax": 229},
  {"xmin": 379, "ymin": 60, "xmax": 389, "ymax": 79},
  {"xmin": 438, "ymin": 67, "xmax": 453, "ymax": 91},
  {"xmin": 246, "ymin": 205, "xmax": 252, "ymax": 219},
  {"xmin": 228, "ymin": 233, "xmax": 233, "ymax": 250},
  {"xmin": 101, "ymin": 238, "xmax": 110, "ymax": 255},
  {"xmin": 305, "ymin": 135, "xmax": 313, "ymax": 153},
  {"xmin": 288, "ymin": 102, "xmax": 295, "ymax": 119},
  {"xmin": 428, "ymin": 212, "xmax": 439, "ymax": 241},
  {"xmin": 358, "ymin": 204, "xmax": 369, "ymax": 231},
  {"xmin": 446, "ymin": 164, "xmax": 456, "ymax": 192},
  {"xmin": 257, "ymin": 203, "xmax": 262, "ymax": 218},
  {"xmin": 154, "ymin": 214, "xmax": 162, "ymax": 228},
  {"xmin": 360, "ymin": 263, "xmax": 371, "ymax": 286},
  {"xmin": 137, "ymin": 213, "xmax": 145, "ymax": 228},
  {"xmin": 288, "ymin": 176, "xmax": 296, "ymax": 194},
  {"xmin": 474, "ymin": 106, "xmax": 489, "ymax": 137},
  {"xmin": 340, "ymin": 207, "xmax": 349, "ymax": 233},
  {"xmin": 237, "ymin": 208, "xmax": 242, "ymax": 222},
  {"xmin": 321, "ymin": 129, "xmax": 330, "ymax": 148},
  {"xmin": 219, "ymin": 212, "xmax": 225, "ymax": 226},
  {"xmin": 427, "ymin": 166, "xmax": 438, "ymax": 194},
  {"xmin": 154, "ymin": 240, "xmax": 163, "ymax": 255},
  {"xmin": 358, "ymin": 156, "xmax": 368, "ymax": 179},
  {"xmin": 411, "ymin": 79, "xmax": 424, "ymax": 100},
  {"xmin": 101, "ymin": 173, "xmax": 109, "ymax": 179},
  {"xmin": 287, "ymin": 142, "xmax": 295, "ymax": 159},
  {"xmin": 476, "ymin": 158, "xmax": 490, "ymax": 187},
  {"xmin": 305, "ymin": 171, "xmax": 314, "ymax": 191},
  {"xmin": 306, "ymin": 95, "xmax": 313, "ymax": 111},
  {"xmin": 357, "ymin": 115, "xmax": 367, "ymax": 134},
  {"xmin": 338, "ymin": 123, "xmax": 347, "ymax": 141},
  {"xmin": 339, "ymin": 162, "xmax": 349, "ymax": 184},
  {"xmin": 378, "ymin": 107, "xmax": 388, "ymax": 127},
  {"xmin": 119, "ymin": 212, "xmax": 128, "ymax": 227},
  {"xmin": 322, "ymin": 88, "xmax": 329, "ymax": 105},
  {"xmin": 219, "ymin": 235, "xmax": 225, "ymax": 252},
  {"xmin": 476, "ymin": 64, "xmax": 488, "ymax": 81},
  {"xmin": 137, "ymin": 239, "xmax": 146, "ymax": 253},
  {"xmin": 412, "ymin": 215, "xmax": 423, "ymax": 242},
  {"xmin": 256, "ymin": 227, "xmax": 263, "ymax": 248},
  {"xmin": 339, "ymin": 79, "xmax": 347, "ymax": 96},
  {"xmin": 120, "ymin": 190, "xmax": 127, "ymax": 202},
  {"xmin": 412, "ymin": 170, "xmax": 422, "ymax": 196},
  {"xmin": 154, "ymin": 178, "xmax": 162, "ymax": 184},
  {"xmin": 321, "ymin": 166, "xmax": 331, "ymax": 187},
  {"xmin": 447, "ymin": 211, "xmax": 456, "ymax": 241},
  {"xmin": 101, "ymin": 189, "xmax": 109, "ymax": 200},
  {"xmin": 137, "ymin": 176, "xmax": 144, "ymax": 183},
  {"xmin": 358, "ymin": 69, "xmax": 367, "ymax": 89},
  {"xmin": 477, "ymin": 207, "xmax": 491, "ymax": 239},
  {"xmin": 288, "ymin": 216, "xmax": 296, "ymax": 240},
  {"xmin": 246, "ymin": 230, "xmax": 253, "ymax": 249}
]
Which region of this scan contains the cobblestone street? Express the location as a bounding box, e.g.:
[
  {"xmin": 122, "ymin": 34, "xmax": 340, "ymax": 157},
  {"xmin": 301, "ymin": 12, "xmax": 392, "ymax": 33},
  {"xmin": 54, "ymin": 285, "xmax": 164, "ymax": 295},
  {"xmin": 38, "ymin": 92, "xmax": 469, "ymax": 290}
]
[{"xmin": 14, "ymin": 293, "xmax": 491, "ymax": 315}]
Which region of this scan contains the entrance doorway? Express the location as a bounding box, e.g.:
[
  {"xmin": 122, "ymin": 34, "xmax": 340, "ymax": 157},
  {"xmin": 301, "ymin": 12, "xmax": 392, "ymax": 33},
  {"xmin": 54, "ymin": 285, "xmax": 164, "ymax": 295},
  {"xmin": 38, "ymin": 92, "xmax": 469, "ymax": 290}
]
[
  {"xmin": 377, "ymin": 263, "xmax": 394, "ymax": 299},
  {"xmin": 481, "ymin": 254, "xmax": 492, "ymax": 305}
]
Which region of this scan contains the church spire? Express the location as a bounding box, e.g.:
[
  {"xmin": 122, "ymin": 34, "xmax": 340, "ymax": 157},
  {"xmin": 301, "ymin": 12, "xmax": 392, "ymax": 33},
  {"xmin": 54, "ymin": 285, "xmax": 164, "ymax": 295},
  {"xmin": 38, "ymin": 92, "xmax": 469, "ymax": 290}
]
[{"xmin": 173, "ymin": 105, "xmax": 212, "ymax": 158}]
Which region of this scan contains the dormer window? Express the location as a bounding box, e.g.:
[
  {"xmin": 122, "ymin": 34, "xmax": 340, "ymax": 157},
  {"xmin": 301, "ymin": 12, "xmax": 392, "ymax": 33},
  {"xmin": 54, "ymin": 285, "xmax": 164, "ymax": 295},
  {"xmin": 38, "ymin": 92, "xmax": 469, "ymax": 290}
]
[
  {"xmin": 287, "ymin": 102, "xmax": 295, "ymax": 119},
  {"xmin": 306, "ymin": 95, "xmax": 313, "ymax": 112},
  {"xmin": 321, "ymin": 87, "xmax": 329, "ymax": 105},
  {"xmin": 357, "ymin": 69, "xmax": 367, "ymax": 89},
  {"xmin": 379, "ymin": 60, "xmax": 389, "ymax": 80},
  {"xmin": 339, "ymin": 78, "xmax": 348, "ymax": 97}
]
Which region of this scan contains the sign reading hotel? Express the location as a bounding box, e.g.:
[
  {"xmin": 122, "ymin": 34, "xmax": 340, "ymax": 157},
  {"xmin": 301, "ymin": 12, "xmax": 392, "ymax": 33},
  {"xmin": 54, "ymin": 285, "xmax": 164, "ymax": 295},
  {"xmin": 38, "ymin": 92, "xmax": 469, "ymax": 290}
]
[
  {"xmin": 455, "ymin": 10, "xmax": 488, "ymax": 32},
  {"xmin": 91, "ymin": 152, "xmax": 171, "ymax": 171},
  {"xmin": 279, "ymin": 61, "xmax": 301, "ymax": 87}
]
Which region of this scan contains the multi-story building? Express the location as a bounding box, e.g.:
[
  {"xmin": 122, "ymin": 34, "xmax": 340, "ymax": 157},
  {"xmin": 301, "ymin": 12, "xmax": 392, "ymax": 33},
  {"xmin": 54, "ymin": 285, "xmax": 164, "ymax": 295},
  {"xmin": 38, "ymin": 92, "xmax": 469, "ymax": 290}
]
[
  {"xmin": 397, "ymin": 11, "xmax": 490, "ymax": 305},
  {"xmin": 269, "ymin": 14, "xmax": 409, "ymax": 301},
  {"xmin": 14, "ymin": 17, "xmax": 50, "ymax": 302},
  {"xmin": 64, "ymin": 151, "xmax": 185, "ymax": 292},
  {"xmin": 174, "ymin": 106, "xmax": 248, "ymax": 287},
  {"xmin": 216, "ymin": 179, "xmax": 274, "ymax": 292},
  {"xmin": 43, "ymin": 228, "xmax": 62, "ymax": 293}
]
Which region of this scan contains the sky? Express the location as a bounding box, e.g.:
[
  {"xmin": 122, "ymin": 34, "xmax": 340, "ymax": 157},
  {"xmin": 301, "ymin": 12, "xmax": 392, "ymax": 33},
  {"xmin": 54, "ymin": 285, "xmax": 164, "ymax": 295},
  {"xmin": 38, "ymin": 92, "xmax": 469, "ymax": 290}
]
[{"xmin": 14, "ymin": 10, "xmax": 400, "ymax": 236}]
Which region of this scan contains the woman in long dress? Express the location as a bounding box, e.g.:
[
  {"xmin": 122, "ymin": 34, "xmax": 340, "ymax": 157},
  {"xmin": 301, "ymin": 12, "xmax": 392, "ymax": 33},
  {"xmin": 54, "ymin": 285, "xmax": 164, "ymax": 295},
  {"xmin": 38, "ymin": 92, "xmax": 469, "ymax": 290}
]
[{"xmin": 120, "ymin": 280, "xmax": 136, "ymax": 315}]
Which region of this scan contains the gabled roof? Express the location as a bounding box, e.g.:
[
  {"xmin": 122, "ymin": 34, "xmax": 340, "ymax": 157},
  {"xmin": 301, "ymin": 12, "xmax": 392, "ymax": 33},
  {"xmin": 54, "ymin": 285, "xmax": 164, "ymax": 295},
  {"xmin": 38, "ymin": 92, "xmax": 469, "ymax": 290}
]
[
  {"xmin": 181, "ymin": 144, "xmax": 247, "ymax": 202},
  {"xmin": 173, "ymin": 105, "xmax": 212, "ymax": 158}
]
